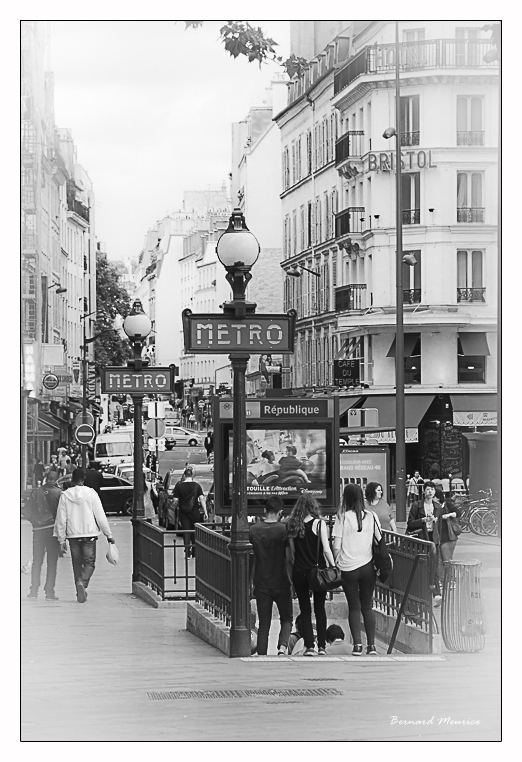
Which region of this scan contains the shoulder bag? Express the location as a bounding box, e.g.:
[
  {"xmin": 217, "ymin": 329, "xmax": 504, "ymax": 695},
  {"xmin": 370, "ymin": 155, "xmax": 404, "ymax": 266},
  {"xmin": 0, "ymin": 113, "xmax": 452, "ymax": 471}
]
[
  {"xmin": 307, "ymin": 519, "xmax": 342, "ymax": 592},
  {"xmin": 371, "ymin": 513, "xmax": 393, "ymax": 584}
]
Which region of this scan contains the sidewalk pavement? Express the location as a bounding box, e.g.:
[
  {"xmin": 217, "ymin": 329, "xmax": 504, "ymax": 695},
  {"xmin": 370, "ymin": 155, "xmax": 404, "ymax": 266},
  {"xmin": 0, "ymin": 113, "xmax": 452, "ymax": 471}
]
[{"xmin": 21, "ymin": 517, "xmax": 500, "ymax": 742}]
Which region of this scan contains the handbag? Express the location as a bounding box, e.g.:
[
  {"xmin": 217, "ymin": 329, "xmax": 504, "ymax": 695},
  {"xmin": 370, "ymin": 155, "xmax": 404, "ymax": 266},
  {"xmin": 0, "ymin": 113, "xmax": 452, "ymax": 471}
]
[
  {"xmin": 449, "ymin": 516, "xmax": 463, "ymax": 537},
  {"xmin": 307, "ymin": 520, "xmax": 342, "ymax": 592},
  {"xmin": 371, "ymin": 514, "xmax": 393, "ymax": 584}
]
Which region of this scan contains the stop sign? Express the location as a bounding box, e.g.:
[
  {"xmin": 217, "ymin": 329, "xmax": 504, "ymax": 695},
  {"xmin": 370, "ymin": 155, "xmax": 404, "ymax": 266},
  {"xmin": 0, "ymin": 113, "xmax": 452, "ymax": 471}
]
[{"xmin": 75, "ymin": 423, "xmax": 95, "ymax": 445}]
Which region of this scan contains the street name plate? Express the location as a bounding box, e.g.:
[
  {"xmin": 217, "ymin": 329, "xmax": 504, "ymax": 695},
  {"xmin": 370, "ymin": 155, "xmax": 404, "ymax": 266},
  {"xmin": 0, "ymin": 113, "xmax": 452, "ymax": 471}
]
[
  {"xmin": 183, "ymin": 310, "xmax": 296, "ymax": 354},
  {"xmin": 100, "ymin": 367, "xmax": 174, "ymax": 394}
]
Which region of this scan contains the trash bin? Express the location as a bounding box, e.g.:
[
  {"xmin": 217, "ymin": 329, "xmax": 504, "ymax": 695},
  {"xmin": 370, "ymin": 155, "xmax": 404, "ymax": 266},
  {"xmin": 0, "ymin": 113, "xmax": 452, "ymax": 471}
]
[{"xmin": 441, "ymin": 560, "xmax": 485, "ymax": 652}]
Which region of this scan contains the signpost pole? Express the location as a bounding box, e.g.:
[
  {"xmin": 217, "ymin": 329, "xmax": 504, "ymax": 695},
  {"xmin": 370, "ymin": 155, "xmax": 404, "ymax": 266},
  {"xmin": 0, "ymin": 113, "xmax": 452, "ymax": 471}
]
[{"xmin": 81, "ymin": 316, "xmax": 88, "ymax": 469}]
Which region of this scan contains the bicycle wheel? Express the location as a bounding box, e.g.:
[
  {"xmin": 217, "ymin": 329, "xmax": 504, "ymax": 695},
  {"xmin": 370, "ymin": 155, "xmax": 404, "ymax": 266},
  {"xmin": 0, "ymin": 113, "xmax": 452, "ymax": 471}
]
[
  {"xmin": 457, "ymin": 502, "xmax": 471, "ymax": 532},
  {"xmin": 470, "ymin": 509, "xmax": 487, "ymax": 535},
  {"xmin": 481, "ymin": 509, "xmax": 498, "ymax": 536}
]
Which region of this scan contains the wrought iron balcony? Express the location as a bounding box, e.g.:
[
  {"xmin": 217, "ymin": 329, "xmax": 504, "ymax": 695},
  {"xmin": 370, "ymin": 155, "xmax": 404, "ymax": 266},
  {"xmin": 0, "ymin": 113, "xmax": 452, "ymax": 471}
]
[
  {"xmin": 457, "ymin": 207, "xmax": 484, "ymax": 223},
  {"xmin": 400, "ymin": 131, "xmax": 420, "ymax": 146},
  {"xmin": 335, "ymin": 207, "xmax": 366, "ymax": 237},
  {"xmin": 334, "ymin": 38, "xmax": 498, "ymax": 95},
  {"xmin": 402, "ymin": 209, "xmax": 420, "ymax": 225},
  {"xmin": 457, "ymin": 131, "xmax": 485, "ymax": 146},
  {"xmin": 335, "ymin": 131, "xmax": 364, "ymax": 164},
  {"xmin": 403, "ymin": 289, "xmax": 421, "ymax": 304},
  {"xmin": 457, "ymin": 287, "xmax": 486, "ymax": 302},
  {"xmin": 67, "ymin": 196, "xmax": 90, "ymax": 224},
  {"xmin": 335, "ymin": 284, "xmax": 367, "ymax": 312}
]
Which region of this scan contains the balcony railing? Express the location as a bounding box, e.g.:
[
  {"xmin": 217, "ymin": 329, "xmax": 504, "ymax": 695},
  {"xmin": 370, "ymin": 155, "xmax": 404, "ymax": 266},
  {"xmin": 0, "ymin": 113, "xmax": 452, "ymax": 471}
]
[
  {"xmin": 67, "ymin": 197, "xmax": 90, "ymax": 224},
  {"xmin": 335, "ymin": 207, "xmax": 365, "ymax": 237},
  {"xmin": 401, "ymin": 131, "xmax": 420, "ymax": 146},
  {"xmin": 402, "ymin": 209, "xmax": 420, "ymax": 225},
  {"xmin": 403, "ymin": 289, "xmax": 422, "ymax": 304},
  {"xmin": 335, "ymin": 284, "xmax": 367, "ymax": 311},
  {"xmin": 335, "ymin": 130, "xmax": 364, "ymax": 164},
  {"xmin": 457, "ymin": 131, "xmax": 485, "ymax": 146},
  {"xmin": 457, "ymin": 287, "xmax": 486, "ymax": 302},
  {"xmin": 457, "ymin": 207, "xmax": 484, "ymax": 223},
  {"xmin": 334, "ymin": 38, "xmax": 498, "ymax": 95}
]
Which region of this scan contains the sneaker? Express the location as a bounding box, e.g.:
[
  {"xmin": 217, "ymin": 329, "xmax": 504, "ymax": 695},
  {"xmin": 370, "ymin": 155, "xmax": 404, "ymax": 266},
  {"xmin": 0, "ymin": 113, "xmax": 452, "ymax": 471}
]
[
  {"xmin": 303, "ymin": 648, "xmax": 317, "ymax": 657},
  {"xmin": 318, "ymin": 648, "xmax": 327, "ymax": 656},
  {"xmin": 26, "ymin": 591, "xmax": 37, "ymax": 600},
  {"xmin": 45, "ymin": 594, "xmax": 59, "ymax": 601},
  {"xmin": 433, "ymin": 595, "xmax": 442, "ymax": 608},
  {"xmin": 76, "ymin": 581, "xmax": 87, "ymax": 603},
  {"xmin": 352, "ymin": 644, "xmax": 363, "ymax": 656},
  {"xmin": 277, "ymin": 646, "xmax": 288, "ymax": 656},
  {"xmin": 366, "ymin": 644, "xmax": 377, "ymax": 655}
]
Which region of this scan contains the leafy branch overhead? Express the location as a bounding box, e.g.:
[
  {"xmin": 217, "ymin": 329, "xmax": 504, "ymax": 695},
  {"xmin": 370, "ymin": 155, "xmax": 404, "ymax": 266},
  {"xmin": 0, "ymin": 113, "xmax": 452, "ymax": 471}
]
[{"xmin": 183, "ymin": 20, "xmax": 309, "ymax": 76}]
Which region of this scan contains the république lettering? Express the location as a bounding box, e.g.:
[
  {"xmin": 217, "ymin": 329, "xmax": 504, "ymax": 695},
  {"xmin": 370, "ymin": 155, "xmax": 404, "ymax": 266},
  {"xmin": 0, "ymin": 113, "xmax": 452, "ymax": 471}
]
[
  {"xmin": 261, "ymin": 403, "xmax": 322, "ymax": 417},
  {"xmin": 368, "ymin": 150, "xmax": 437, "ymax": 172},
  {"xmin": 196, "ymin": 322, "xmax": 284, "ymax": 347}
]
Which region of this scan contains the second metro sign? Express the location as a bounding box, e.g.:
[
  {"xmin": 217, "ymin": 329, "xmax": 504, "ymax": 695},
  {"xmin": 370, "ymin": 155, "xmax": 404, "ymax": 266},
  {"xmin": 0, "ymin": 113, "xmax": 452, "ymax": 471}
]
[
  {"xmin": 183, "ymin": 310, "xmax": 296, "ymax": 354},
  {"xmin": 100, "ymin": 367, "xmax": 174, "ymax": 394}
]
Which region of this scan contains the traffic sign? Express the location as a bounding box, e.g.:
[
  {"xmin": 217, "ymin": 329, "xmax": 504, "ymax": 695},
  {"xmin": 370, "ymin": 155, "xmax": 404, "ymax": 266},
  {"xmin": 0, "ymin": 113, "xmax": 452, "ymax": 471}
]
[
  {"xmin": 148, "ymin": 437, "xmax": 165, "ymax": 451},
  {"xmin": 42, "ymin": 373, "xmax": 59, "ymax": 390},
  {"xmin": 75, "ymin": 423, "xmax": 95, "ymax": 445},
  {"xmin": 146, "ymin": 419, "xmax": 166, "ymax": 438},
  {"xmin": 74, "ymin": 411, "xmax": 95, "ymax": 427},
  {"xmin": 198, "ymin": 400, "xmax": 205, "ymax": 409},
  {"xmin": 147, "ymin": 401, "xmax": 165, "ymax": 419}
]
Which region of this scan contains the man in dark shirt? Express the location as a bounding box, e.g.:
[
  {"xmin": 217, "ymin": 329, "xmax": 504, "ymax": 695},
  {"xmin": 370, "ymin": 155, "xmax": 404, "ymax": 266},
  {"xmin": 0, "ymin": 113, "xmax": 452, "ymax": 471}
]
[
  {"xmin": 249, "ymin": 497, "xmax": 293, "ymax": 656},
  {"xmin": 84, "ymin": 461, "xmax": 104, "ymax": 497},
  {"xmin": 173, "ymin": 466, "xmax": 207, "ymax": 558}
]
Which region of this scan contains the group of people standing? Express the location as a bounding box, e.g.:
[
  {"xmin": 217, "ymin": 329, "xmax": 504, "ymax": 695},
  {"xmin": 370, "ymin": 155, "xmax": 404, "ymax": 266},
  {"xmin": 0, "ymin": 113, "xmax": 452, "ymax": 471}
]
[{"xmin": 31, "ymin": 444, "xmax": 87, "ymax": 487}]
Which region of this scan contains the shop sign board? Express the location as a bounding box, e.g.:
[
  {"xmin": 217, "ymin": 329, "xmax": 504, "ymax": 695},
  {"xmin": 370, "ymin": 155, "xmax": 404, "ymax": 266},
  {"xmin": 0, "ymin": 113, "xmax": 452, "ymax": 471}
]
[
  {"xmin": 334, "ymin": 359, "xmax": 360, "ymax": 386},
  {"xmin": 453, "ymin": 411, "xmax": 497, "ymax": 427}
]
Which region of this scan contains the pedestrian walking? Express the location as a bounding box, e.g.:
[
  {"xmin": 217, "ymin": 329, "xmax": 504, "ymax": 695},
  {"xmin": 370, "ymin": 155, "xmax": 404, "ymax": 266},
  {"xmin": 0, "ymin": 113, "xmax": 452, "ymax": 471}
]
[
  {"xmin": 84, "ymin": 461, "xmax": 104, "ymax": 497},
  {"xmin": 204, "ymin": 430, "xmax": 213, "ymax": 463},
  {"xmin": 332, "ymin": 483, "xmax": 380, "ymax": 656},
  {"xmin": 365, "ymin": 482, "xmax": 397, "ymax": 532},
  {"xmin": 143, "ymin": 474, "xmax": 157, "ymax": 523},
  {"xmin": 24, "ymin": 472, "xmax": 62, "ymax": 600},
  {"xmin": 249, "ymin": 497, "xmax": 293, "ymax": 656},
  {"xmin": 325, "ymin": 624, "xmax": 352, "ymax": 655},
  {"xmin": 406, "ymin": 481, "xmax": 443, "ymax": 606},
  {"xmin": 172, "ymin": 465, "xmax": 207, "ymax": 557},
  {"xmin": 407, "ymin": 470, "xmax": 424, "ymax": 505},
  {"xmin": 33, "ymin": 458, "xmax": 45, "ymax": 487},
  {"xmin": 54, "ymin": 468, "xmax": 115, "ymax": 603},
  {"xmin": 286, "ymin": 495, "xmax": 336, "ymax": 656}
]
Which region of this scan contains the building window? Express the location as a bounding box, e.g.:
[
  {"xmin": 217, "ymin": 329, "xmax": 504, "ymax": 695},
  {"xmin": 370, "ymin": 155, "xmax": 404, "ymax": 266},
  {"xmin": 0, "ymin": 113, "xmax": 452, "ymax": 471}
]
[
  {"xmin": 306, "ymin": 130, "xmax": 312, "ymax": 176},
  {"xmin": 297, "ymin": 135, "xmax": 302, "ymax": 180},
  {"xmin": 457, "ymin": 250, "xmax": 485, "ymax": 301},
  {"xmin": 324, "ymin": 192, "xmax": 330, "ymax": 239},
  {"xmin": 300, "ymin": 206, "xmax": 306, "ymax": 251},
  {"xmin": 315, "ymin": 198, "xmax": 322, "ymax": 244},
  {"xmin": 403, "ymin": 250, "xmax": 422, "ymax": 304},
  {"xmin": 292, "ymin": 210, "xmax": 297, "ymax": 257},
  {"xmin": 291, "ymin": 141, "xmax": 297, "ymax": 185},
  {"xmin": 405, "ymin": 336, "xmax": 421, "ymax": 385},
  {"xmin": 457, "ymin": 172, "xmax": 484, "ymax": 222},
  {"xmin": 457, "ymin": 96, "xmax": 484, "ymax": 145},
  {"xmin": 401, "ymin": 173, "xmax": 420, "ymax": 224},
  {"xmin": 400, "ymin": 95, "xmax": 419, "ymax": 146},
  {"xmin": 282, "ymin": 148, "xmax": 290, "ymax": 190},
  {"xmin": 283, "ymin": 216, "xmax": 289, "ymax": 258},
  {"xmin": 455, "ymin": 27, "xmax": 482, "ymax": 67},
  {"xmin": 307, "ymin": 202, "xmax": 313, "ymax": 248},
  {"xmin": 403, "ymin": 28, "xmax": 425, "ymax": 42},
  {"xmin": 457, "ymin": 355, "xmax": 486, "ymax": 383}
]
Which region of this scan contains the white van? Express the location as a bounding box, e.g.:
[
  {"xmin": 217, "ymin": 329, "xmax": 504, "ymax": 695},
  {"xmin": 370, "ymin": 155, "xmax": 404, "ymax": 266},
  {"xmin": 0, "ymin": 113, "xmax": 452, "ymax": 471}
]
[{"xmin": 94, "ymin": 431, "xmax": 134, "ymax": 469}]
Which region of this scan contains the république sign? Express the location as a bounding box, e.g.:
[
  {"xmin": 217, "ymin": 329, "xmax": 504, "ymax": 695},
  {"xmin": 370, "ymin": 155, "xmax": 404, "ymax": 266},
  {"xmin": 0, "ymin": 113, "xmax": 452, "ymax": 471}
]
[
  {"xmin": 368, "ymin": 149, "xmax": 437, "ymax": 172},
  {"xmin": 183, "ymin": 310, "xmax": 296, "ymax": 354}
]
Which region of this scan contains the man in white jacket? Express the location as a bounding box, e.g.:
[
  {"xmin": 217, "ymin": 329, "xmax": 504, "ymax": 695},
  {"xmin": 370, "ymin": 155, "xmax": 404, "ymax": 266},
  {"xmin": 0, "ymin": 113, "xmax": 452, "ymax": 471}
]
[{"xmin": 54, "ymin": 468, "xmax": 115, "ymax": 603}]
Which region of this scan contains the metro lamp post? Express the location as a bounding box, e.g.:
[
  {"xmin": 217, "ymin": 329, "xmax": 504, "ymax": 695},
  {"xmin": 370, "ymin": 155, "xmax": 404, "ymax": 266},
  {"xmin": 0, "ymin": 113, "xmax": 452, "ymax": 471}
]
[
  {"xmin": 216, "ymin": 208, "xmax": 260, "ymax": 657},
  {"xmin": 123, "ymin": 299, "xmax": 152, "ymax": 583}
]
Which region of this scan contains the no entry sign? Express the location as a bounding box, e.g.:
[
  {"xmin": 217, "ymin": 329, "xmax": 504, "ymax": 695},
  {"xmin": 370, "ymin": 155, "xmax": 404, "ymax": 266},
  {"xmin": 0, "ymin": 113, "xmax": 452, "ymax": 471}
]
[{"xmin": 75, "ymin": 423, "xmax": 95, "ymax": 445}]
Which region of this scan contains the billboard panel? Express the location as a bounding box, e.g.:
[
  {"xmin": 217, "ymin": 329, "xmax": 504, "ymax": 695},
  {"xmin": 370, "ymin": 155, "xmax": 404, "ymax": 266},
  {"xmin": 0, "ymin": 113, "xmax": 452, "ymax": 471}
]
[{"xmin": 339, "ymin": 446, "xmax": 390, "ymax": 501}]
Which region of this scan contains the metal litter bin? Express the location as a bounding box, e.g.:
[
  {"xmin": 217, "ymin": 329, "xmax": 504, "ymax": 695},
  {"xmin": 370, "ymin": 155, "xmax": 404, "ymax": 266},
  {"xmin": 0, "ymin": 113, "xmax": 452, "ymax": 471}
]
[{"xmin": 441, "ymin": 560, "xmax": 485, "ymax": 652}]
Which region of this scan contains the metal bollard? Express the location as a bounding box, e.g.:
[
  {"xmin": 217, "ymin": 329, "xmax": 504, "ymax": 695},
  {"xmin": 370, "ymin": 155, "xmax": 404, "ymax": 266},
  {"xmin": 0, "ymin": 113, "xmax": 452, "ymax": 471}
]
[{"xmin": 441, "ymin": 560, "xmax": 485, "ymax": 652}]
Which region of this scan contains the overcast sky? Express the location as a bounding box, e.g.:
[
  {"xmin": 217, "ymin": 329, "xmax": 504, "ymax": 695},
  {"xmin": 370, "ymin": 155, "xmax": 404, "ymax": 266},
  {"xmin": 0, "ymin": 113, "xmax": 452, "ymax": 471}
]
[{"xmin": 47, "ymin": 20, "xmax": 290, "ymax": 261}]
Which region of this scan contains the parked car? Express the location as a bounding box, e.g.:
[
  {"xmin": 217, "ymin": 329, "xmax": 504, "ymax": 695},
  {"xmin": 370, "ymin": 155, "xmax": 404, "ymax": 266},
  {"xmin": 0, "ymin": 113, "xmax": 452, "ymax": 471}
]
[
  {"xmin": 57, "ymin": 473, "xmax": 133, "ymax": 515},
  {"xmin": 114, "ymin": 463, "xmax": 154, "ymax": 485},
  {"xmin": 164, "ymin": 426, "xmax": 202, "ymax": 450}
]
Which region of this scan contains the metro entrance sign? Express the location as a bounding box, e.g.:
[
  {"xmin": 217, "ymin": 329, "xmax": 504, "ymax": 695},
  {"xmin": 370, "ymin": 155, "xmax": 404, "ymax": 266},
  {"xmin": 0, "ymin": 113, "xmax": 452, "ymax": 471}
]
[
  {"xmin": 100, "ymin": 367, "xmax": 174, "ymax": 394},
  {"xmin": 182, "ymin": 309, "xmax": 296, "ymax": 354}
]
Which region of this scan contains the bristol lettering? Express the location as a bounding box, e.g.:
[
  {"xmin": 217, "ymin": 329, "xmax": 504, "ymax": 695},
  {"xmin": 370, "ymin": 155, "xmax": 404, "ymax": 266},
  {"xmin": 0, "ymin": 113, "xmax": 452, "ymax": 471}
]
[{"xmin": 367, "ymin": 149, "xmax": 437, "ymax": 172}]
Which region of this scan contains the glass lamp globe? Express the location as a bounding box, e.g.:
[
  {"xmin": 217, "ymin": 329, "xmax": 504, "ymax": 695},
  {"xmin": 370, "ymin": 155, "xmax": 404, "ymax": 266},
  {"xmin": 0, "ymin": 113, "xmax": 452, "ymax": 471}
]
[
  {"xmin": 216, "ymin": 209, "xmax": 260, "ymax": 269},
  {"xmin": 123, "ymin": 301, "xmax": 152, "ymax": 340}
]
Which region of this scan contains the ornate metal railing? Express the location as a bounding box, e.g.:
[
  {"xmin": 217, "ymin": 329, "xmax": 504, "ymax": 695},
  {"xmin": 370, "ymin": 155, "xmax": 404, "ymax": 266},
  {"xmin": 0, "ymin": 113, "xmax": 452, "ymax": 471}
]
[
  {"xmin": 335, "ymin": 207, "xmax": 366, "ymax": 237},
  {"xmin": 457, "ymin": 207, "xmax": 484, "ymax": 222},
  {"xmin": 195, "ymin": 523, "xmax": 233, "ymax": 624},
  {"xmin": 403, "ymin": 288, "xmax": 422, "ymax": 304},
  {"xmin": 135, "ymin": 520, "xmax": 196, "ymax": 600},
  {"xmin": 457, "ymin": 287, "xmax": 486, "ymax": 302},
  {"xmin": 335, "ymin": 39, "xmax": 498, "ymax": 95},
  {"xmin": 335, "ymin": 130, "xmax": 364, "ymax": 163},
  {"xmin": 457, "ymin": 131, "xmax": 485, "ymax": 146},
  {"xmin": 402, "ymin": 209, "xmax": 420, "ymax": 225},
  {"xmin": 335, "ymin": 284, "xmax": 367, "ymax": 312},
  {"xmin": 401, "ymin": 131, "xmax": 420, "ymax": 146}
]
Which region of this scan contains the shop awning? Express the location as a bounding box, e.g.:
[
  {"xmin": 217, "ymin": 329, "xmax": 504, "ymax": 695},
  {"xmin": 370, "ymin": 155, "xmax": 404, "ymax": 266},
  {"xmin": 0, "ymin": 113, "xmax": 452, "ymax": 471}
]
[
  {"xmin": 457, "ymin": 332, "xmax": 490, "ymax": 356},
  {"xmin": 450, "ymin": 394, "xmax": 497, "ymax": 412},
  {"xmin": 38, "ymin": 411, "xmax": 63, "ymax": 431},
  {"xmin": 339, "ymin": 396, "xmax": 365, "ymax": 416},
  {"xmin": 386, "ymin": 333, "xmax": 421, "ymax": 358},
  {"xmin": 363, "ymin": 394, "xmax": 435, "ymax": 428}
]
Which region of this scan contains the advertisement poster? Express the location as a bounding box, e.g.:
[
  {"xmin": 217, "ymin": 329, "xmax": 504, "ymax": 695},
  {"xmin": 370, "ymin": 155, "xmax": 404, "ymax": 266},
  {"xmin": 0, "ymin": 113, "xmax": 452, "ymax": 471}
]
[
  {"xmin": 229, "ymin": 427, "xmax": 327, "ymax": 499},
  {"xmin": 339, "ymin": 447, "xmax": 389, "ymax": 499}
]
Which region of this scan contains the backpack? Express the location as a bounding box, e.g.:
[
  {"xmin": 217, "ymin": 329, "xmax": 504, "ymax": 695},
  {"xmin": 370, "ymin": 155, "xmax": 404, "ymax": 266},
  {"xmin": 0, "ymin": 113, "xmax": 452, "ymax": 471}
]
[{"xmin": 23, "ymin": 487, "xmax": 55, "ymax": 528}]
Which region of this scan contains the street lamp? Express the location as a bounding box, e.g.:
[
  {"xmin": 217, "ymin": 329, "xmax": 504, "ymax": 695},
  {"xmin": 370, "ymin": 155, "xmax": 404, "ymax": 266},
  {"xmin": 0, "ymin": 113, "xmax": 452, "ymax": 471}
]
[
  {"xmin": 48, "ymin": 282, "xmax": 67, "ymax": 294},
  {"xmin": 216, "ymin": 208, "xmax": 260, "ymax": 657},
  {"xmin": 383, "ymin": 20, "xmax": 407, "ymax": 522},
  {"xmin": 123, "ymin": 299, "xmax": 152, "ymax": 583},
  {"xmin": 282, "ymin": 263, "xmax": 320, "ymax": 278}
]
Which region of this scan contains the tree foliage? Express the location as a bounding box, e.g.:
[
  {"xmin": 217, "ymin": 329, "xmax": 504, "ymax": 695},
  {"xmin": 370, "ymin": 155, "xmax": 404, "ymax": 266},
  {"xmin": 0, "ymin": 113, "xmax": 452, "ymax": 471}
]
[
  {"xmin": 183, "ymin": 20, "xmax": 309, "ymax": 77},
  {"xmin": 93, "ymin": 253, "xmax": 132, "ymax": 373}
]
